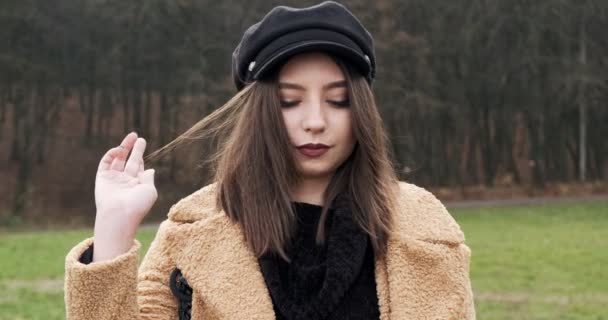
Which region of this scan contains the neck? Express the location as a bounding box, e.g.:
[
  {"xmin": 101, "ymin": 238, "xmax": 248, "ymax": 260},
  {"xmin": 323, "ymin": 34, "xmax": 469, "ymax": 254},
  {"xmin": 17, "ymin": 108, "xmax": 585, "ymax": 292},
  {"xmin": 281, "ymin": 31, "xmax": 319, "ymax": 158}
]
[{"xmin": 290, "ymin": 175, "xmax": 332, "ymax": 206}]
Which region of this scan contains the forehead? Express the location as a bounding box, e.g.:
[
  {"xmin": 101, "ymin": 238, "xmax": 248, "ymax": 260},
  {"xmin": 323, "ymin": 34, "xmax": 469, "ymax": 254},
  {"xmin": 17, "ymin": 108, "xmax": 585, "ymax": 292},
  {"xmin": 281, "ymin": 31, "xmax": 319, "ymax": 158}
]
[{"xmin": 277, "ymin": 51, "xmax": 345, "ymax": 85}]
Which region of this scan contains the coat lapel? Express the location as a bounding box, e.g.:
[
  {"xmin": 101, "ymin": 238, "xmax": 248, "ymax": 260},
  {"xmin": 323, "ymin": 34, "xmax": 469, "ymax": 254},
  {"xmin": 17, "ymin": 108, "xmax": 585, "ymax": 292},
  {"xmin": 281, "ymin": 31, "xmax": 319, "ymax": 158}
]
[
  {"xmin": 382, "ymin": 182, "xmax": 470, "ymax": 319},
  {"xmin": 169, "ymin": 214, "xmax": 276, "ymax": 319},
  {"xmin": 374, "ymin": 253, "xmax": 392, "ymax": 320}
]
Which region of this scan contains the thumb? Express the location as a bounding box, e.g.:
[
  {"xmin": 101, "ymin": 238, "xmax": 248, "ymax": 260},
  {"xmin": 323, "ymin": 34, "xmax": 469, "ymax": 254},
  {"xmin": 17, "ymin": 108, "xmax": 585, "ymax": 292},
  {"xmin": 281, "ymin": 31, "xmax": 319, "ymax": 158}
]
[{"xmin": 139, "ymin": 169, "xmax": 155, "ymax": 186}]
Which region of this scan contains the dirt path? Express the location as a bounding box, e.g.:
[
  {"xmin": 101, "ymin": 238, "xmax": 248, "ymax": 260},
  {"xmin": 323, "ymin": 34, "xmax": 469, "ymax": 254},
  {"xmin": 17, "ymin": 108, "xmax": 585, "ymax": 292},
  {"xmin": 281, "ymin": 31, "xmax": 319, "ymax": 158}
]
[{"xmin": 444, "ymin": 194, "xmax": 608, "ymax": 209}]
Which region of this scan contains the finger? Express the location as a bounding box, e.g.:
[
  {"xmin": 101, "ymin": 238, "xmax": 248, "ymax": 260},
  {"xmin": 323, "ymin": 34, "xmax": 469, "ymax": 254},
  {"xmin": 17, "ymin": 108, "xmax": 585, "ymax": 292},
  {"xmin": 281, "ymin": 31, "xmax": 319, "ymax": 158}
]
[
  {"xmin": 139, "ymin": 162, "xmax": 144, "ymax": 174},
  {"xmin": 98, "ymin": 147, "xmax": 125, "ymax": 172},
  {"xmin": 139, "ymin": 169, "xmax": 155, "ymax": 186},
  {"xmin": 110, "ymin": 155, "xmax": 126, "ymax": 171},
  {"xmin": 125, "ymin": 137, "xmax": 146, "ymax": 177},
  {"xmin": 111, "ymin": 132, "xmax": 138, "ymax": 171},
  {"xmin": 118, "ymin": 132, "xmax": 138, "ymax": 151},
  {"xmin": 98, "ymin": 132, "xmax": 137, "ymax": 172}
]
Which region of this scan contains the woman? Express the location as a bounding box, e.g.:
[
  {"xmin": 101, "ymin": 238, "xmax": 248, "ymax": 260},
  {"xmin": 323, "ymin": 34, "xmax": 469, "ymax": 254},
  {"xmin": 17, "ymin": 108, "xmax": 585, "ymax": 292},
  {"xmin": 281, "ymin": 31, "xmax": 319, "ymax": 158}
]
[{"xmin": 64, "ymin": 1, "xmax": 475, "ymax": 319}]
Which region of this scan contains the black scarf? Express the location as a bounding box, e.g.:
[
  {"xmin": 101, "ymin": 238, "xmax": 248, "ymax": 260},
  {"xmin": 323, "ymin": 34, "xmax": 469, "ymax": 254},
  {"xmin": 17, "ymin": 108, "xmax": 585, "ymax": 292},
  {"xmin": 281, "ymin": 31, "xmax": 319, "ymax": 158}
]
[{"xmin": 257, "ymin": 194, "xmax": 380, "ymax": 320}]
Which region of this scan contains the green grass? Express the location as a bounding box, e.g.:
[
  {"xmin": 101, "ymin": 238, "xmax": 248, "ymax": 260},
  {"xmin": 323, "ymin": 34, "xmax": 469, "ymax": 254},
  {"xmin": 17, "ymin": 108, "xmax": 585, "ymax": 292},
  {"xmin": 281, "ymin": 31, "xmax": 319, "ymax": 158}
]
[
  {"xmin": 453, "ymin": 201, "xmax": 608, "ymax": 319},
  {"xmin": 0, "ymin": 229, "xmax": 157, "ymax": 320},
  {"xmin": 1, "ymin": 202, "xmax": 607, "ymax": 320}
]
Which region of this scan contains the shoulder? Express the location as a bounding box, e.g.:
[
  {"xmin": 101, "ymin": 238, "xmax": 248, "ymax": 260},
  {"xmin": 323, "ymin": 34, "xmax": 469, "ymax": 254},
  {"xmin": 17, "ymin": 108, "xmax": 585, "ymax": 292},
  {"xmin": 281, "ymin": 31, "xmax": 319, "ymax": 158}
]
[
  {"xmin": 392, "ymin": 181, "xmax": 465, "ymax": 244},
  {"xmin": 165, "ymin": 180, "xmax": 466, "ymax": 244},
  {"xmin": 167, "ymin": 182, "xmax": 222, "ymax": 223}
]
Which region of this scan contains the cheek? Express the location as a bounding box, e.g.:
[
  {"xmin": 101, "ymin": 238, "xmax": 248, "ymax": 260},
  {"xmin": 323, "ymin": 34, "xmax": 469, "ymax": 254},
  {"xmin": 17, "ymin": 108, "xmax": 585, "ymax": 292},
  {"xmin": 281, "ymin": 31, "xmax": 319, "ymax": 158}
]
[
  {"xmin": 336, "ymin": 112, "xmax": 355, "ymax": 144},
  {"xmin": 281, "ymin": 110, "xmax": 297, "ymax": 140}
]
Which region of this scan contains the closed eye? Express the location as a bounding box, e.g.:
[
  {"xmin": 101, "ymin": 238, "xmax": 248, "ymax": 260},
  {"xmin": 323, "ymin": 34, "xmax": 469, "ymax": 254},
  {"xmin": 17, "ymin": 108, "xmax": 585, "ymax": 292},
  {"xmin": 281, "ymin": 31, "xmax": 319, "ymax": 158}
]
[
  {"xmin": 328, "ymin": 100, "xmax": 350, "ymax": 107},
  {"xmin": 279, "ymin": 100, "xmax": 350, "ymax": 108},
  {"xmin": 280, "ymin": 100, "xmax": 299, "ymax": 108}
]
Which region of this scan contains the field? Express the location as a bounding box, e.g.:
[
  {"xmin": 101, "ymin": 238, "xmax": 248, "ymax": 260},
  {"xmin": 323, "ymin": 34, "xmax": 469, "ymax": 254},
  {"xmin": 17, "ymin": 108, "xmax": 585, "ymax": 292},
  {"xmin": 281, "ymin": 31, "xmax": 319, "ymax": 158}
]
[
  {"xmin": 453, "ymin": 202, "xmax": 608, "ymax": 319},
  {"xmin": 1, "ymin": 201, "xmax": 606, "ymax": 319}
]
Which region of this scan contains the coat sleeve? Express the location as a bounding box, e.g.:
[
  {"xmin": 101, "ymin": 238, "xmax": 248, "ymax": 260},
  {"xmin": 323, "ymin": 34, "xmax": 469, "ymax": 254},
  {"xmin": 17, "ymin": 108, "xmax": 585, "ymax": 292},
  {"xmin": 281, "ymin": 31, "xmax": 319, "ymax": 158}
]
[
  {"xmin": 458, "ymin": 242, "xmax": 476, "ymax": 320},
  {"xmin": 64, "ymin": 220, "xmax": 178, "ymax": 320}
]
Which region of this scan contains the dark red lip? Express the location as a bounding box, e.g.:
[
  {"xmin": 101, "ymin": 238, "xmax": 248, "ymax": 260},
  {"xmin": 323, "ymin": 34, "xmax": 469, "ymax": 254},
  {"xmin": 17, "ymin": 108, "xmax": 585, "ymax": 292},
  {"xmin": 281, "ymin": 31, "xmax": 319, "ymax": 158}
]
[
  {"xmin": 297, "ymin": 143, "xmax": 330, "ymax": 149},
  {"xmin": 296, "ymin": 143, "xmax": 331, "ymax": 157}
]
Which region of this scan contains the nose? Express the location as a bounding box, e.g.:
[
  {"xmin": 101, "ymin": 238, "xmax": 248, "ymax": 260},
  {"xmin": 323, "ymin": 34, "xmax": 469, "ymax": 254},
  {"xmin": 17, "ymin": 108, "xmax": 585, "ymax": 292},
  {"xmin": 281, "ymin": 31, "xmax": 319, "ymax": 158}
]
[{"xmin": 302, "ymin": 100, "xmax": 326, "ymax": 133}]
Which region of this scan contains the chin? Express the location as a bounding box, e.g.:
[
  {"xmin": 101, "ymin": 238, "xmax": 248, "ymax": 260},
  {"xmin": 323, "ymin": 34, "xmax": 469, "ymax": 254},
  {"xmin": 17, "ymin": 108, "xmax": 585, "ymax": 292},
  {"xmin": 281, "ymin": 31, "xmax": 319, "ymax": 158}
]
[{"xmin": 297, "ymin": 166, "xmax": 334, "ymax": 179}]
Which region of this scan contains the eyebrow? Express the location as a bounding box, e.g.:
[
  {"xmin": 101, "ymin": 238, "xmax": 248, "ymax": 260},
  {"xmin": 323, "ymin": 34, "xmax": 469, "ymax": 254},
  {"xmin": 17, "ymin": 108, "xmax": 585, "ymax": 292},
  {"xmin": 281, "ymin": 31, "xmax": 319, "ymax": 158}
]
[{"xmin": 278, "ymin": 80, "xmax": 347, "ymax": 91}]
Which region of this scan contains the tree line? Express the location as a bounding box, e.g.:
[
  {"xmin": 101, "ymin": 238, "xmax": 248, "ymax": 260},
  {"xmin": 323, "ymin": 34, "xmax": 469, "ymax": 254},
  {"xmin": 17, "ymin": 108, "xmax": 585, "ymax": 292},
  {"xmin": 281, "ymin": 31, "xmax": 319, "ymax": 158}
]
[{"xmin": 0, "ymin": 0, "xmax": 606, "ymax": 221}]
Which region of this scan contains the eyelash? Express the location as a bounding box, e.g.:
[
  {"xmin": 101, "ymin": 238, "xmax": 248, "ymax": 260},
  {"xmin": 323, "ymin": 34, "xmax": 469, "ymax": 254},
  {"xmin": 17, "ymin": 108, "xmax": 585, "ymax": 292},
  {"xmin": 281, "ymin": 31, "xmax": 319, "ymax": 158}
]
[{"xmin": 280, "ymin": 100, "xmax": 350, "ymax": 108}]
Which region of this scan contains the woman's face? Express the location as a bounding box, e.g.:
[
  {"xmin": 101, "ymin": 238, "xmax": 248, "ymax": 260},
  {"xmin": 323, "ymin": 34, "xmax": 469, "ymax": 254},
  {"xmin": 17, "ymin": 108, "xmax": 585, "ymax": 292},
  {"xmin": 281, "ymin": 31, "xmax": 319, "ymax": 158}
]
[{"xmin": 278, "ymin": 51, "xmax": 356, "ymax": 180}]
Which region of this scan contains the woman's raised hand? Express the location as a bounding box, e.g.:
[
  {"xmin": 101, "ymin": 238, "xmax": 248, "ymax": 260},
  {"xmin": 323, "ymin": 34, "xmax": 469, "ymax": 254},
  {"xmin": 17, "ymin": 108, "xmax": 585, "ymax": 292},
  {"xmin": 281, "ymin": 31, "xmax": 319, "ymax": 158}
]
[{"xmin": 92, "ymin": 132, "xmax": 158, "ymax": 262}]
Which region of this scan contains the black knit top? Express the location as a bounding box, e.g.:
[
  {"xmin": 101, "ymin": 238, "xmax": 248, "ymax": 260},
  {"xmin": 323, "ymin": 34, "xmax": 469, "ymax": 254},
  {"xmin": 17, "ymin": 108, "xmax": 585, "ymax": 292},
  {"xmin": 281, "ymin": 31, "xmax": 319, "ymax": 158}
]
[{"xmin": 257, "ymin": 200, "xmax": 380, "ymax": 320}]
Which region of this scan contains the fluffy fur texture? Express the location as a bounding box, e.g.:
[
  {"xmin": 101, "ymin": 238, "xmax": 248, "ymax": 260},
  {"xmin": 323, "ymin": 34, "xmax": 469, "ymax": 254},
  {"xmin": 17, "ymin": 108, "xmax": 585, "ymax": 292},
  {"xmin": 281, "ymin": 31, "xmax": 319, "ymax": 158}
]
[{"xmin": 64, "ymin": 181, "xmax": 476, "ymax": 319}]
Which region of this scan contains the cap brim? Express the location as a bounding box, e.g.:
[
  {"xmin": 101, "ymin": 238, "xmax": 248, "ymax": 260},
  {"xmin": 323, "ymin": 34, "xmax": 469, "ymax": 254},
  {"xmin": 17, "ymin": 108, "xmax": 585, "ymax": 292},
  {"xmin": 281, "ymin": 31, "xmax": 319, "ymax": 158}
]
[{"xmin": 249, "ymin": 29, "xmax": 371, "ymax": 81}]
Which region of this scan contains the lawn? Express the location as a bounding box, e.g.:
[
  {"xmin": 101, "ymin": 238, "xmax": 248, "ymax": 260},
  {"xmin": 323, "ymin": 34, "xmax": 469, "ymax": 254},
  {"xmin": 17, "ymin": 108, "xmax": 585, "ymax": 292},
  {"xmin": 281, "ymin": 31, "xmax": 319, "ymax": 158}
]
[
  {"xmin": 453, "ymin": 201, "xmax": 608, "ymax": 319},
  {"xmin": 1, "ymin": 201, "xmax": 606, "ymax": 320}
]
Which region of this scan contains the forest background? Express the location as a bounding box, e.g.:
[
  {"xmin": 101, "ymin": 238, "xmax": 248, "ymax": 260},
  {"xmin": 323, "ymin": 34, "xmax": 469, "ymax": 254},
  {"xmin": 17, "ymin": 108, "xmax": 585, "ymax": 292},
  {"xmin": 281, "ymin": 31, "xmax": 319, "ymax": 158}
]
[{"xmin": 1, "ymin": 0, "xmax": 607, "ymax": 226}]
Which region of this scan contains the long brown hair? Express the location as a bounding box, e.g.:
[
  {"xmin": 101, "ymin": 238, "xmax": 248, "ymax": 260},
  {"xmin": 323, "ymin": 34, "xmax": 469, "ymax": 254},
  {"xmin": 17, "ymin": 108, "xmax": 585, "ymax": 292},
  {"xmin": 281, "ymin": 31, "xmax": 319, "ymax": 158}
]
[{"xmin": 146, "ymin": 53, "xmax": 400, "ymax": 262}]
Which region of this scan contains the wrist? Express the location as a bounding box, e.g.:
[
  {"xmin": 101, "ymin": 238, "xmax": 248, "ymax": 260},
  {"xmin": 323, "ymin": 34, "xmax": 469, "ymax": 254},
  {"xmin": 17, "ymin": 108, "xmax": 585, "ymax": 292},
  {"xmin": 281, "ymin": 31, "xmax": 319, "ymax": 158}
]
[
  {"xmin": 92, "ymin": 233, "xmax": 135, "ymax": 262},
  {"xmin": 92, "ymin": 223, "xmax": 136, "ymax": 263}
]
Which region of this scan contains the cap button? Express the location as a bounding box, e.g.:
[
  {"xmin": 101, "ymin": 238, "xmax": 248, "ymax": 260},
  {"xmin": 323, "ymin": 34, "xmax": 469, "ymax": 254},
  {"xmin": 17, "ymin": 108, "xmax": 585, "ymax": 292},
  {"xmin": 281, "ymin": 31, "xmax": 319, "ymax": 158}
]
[{"xmin": 248, "ymin": 61, "xmax": 256, "ymax": 72}]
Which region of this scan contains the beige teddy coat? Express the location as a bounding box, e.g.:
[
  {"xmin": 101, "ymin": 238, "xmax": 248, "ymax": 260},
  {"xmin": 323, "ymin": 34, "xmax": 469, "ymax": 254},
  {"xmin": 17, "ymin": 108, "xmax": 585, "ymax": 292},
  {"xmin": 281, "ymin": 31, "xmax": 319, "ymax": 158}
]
[{"xmin": 64, "ymin": 181, "xmax": 476, "ymax": 319}]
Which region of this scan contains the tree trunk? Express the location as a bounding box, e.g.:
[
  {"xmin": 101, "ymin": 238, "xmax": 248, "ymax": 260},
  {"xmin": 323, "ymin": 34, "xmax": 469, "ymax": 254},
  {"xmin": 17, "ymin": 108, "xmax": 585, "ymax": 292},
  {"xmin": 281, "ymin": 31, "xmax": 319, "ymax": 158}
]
[{"xmin": 577, "ymin": 14, "xmax": 587, "ymax": 182}]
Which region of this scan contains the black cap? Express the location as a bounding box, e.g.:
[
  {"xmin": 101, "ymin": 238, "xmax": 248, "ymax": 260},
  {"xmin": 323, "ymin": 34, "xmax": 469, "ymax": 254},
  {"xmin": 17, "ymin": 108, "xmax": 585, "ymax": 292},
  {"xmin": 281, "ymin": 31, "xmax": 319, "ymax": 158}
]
[{"xmin": 231, "ymin": 1, "xmax": 376, "ymax": 91}]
